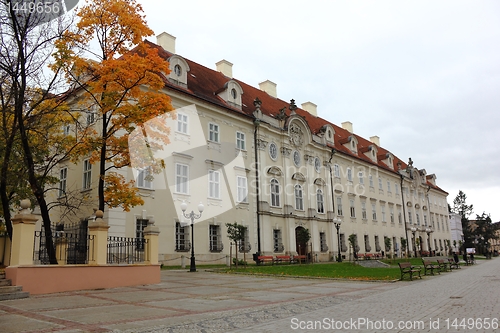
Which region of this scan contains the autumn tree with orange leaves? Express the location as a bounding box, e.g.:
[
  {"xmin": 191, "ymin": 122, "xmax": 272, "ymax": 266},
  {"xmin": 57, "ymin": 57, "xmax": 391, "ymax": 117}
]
[{"xmin": 54, "ymin": 0, "xmax": 173, "ymax": 212}]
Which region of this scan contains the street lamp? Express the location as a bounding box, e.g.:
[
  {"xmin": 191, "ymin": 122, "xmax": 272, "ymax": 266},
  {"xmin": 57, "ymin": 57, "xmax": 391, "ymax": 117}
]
[
  {"xmin": 181, "ymin": 201, "xmax": 204, "ymax": 272},
  {"xmin": 334, "ymin": 217, "xmax": 342, "ymax": 262},
  {"xmin": 425, "ymin": 228, "xmax": 433, "ymax": 256},
  {"xmin": 410, "ymin": 227, "xmax": 417, "ymax": 258}
]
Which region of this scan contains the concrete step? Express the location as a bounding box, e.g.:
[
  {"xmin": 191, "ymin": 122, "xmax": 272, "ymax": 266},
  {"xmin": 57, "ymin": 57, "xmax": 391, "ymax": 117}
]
[
  {"xmin": 0, "ymin": 278, "xmax": 11, "ymax": 286},
  {"xmin": 0, "ymin": 291, "xmax": 30, "ymax": 301},
  {"xmin": 0, "ymin": 285, "xmax": 24, "ymax": 294}
]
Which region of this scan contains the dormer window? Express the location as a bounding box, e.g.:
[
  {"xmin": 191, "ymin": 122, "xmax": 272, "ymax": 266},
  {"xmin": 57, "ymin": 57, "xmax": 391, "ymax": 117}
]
[
  {"xmin": 168, "ymin": 55, "xmax": 190, "ymax": 88},
  {"xmin": 217, "ymin": 80, "xmax": 243, "ymax": 110}
]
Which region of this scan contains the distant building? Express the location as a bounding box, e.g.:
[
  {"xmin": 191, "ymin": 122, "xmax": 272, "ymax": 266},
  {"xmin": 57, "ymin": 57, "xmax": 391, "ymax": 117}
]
[{"xmin": 48, "ymin": 32, "xmax": 451, "ymax": 265}]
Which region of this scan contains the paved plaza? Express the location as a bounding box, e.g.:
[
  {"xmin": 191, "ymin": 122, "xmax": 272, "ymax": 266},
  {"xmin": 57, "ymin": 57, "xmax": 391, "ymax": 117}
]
[{"xmin": 0, "ymin": 258, "xmax": 499, "ymax": 332}]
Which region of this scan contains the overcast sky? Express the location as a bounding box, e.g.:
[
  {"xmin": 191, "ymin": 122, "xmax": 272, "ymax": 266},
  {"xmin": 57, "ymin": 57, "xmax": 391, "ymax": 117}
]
[{"xmin": 137, "ymin": 0, "xmax": 500, "ymax": 221}]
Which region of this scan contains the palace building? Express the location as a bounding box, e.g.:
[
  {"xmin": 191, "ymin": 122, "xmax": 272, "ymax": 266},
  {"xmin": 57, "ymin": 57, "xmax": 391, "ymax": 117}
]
[{"xmin": 50, "ymin": 32, "xmax": 451, "ymax": 265}]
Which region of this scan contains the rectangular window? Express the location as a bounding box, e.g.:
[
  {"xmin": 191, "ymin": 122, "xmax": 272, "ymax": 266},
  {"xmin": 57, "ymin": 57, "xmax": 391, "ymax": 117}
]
[
  {"xmin": 63, "ymin": 124, "xmax": 70, "ymax": 136},
  {"xmin": 369, "ymin": 175, "xmax": 374, "ymax": 188},
  {"xmin": 137, "ymin": 167, "xmax": 153, "ymax": 189},
  {"xmin": 398, "ymin": 210, "xmax": 402, "ymax": 224},
  {"xmin": 408, "ymin": 209, "xmax": 413, "ymax": 224},
  {"xmin": 371, "ymin": 203, "xmax": 377, "ymax": 220},
  {"xmin": 83, "ymin": 159, "xmax": 92, "ymax": 189},
  {"xmin": 358, "ymin": 172, "xmax": 364, "ymax": 185},
  {"xmin": 347, "ymin": 168, "xmax": 353, "ymax": 182},
  {"xmin": 350, "ymin": 199, "xmax": 356, "ymax": 218},
  {"xmin": 387, "ymin": 181, "xmax": 391, "ymax": 193},
  {"xmin": 295, "ymin": 185, "xmax": 304, "ymax": 210},
  {"xmin": 334, "ymin": 164, "xmax": 340, "ymax": 178},
  {"xmin": 395, "ymin": 183, "xmax": 399, "ymax": 195},
  {"xmin": 273, "ymin": 229, "xmax": 284, "ymax": 252},
  {"xmin": 177, "ymin": 113, "xmax": 188, "ymax": 134},
  {"xmin": 237, "ymin": 176, "xmax": 248, "ymax": 203},
  {"xmin": 320, "ymin": 232, "xmax": 328, "ymax": 252},
  {"xmin": 209, "ymin": 123, "xmax": 219, "ymax": 143},
  {"xmin": 317, "ymin": 190, "xmax": 324, "ymax": 213},
  {"xmin": 175, "ymin": 221, "xmax": 190, "ymax": 252},
  {"xmin": 270, "ymin": 179, "xmax": 280, "ymax": 207},
  {"xmin": 136, "ymin": 219, "xmax": 148, "ymax": 251},
  {"xmin": 416, "ymin": 213, "xmax": 420, "ymax": 225},
  {"xmin": 175, "ymin": 163, "xmax": 189, "ymax": 194},
  {"xmin": 59, "ymin": 167, "xmax": 67, "ymax": 197},
  {"xmin": 378, "ymin": 177, "xmax": 383, "ymax": 190},
  {"xmin": 86, "ymin": 111, "xmax": 96, "ymax": 125},
  {"xmin": 424, "ymin": 214, "xmax": 427, "ymax": 226},
  {"xmin": 381, "ymin": 205, "xmax": 386, "ymax": 222},
  {"xmin": 239, "ymin": 227, "xmax": 251, "ymax": 253},
  {"xmin": 208, "ymin": 170, "xmax": 220, "ymax": 199},
  {"xmin": 336, "ymin": 197, "xmax": 343, "ymax": 216},
  {"xmin": 390, "ymin": 207, "xmax": 394, "ymax": 223},
  {"xmin": 361, "ymin": 201, "xmax": 367, "ymax": 219},
  {"xmin": 209, "ymin": 225, "xmax": 223, "ymax": 252},
  {"xmin": 236, "ymin": 131, "xmax": 246, "ymax": 150}
]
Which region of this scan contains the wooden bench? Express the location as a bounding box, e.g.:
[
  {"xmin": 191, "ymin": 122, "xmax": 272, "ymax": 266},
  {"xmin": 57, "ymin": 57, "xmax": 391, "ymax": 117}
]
[
  {"xmin": 398, "ymin": 262, "xmax": 422, "ymax": 281},
  {"xmin": 448, "ymin": 258, "xmax": 460, "ymax": 269},
  {"xmin": 257, "ymin": 256, "xmax": 274, "ymax": 265},
  {"xmin": 292, "ymin": 255, "xmax": 307, "ymax": 264},
  {"xmin": 422, "ymin": 260, "xmax": 440, "ymax": 275},
  {"xmin": 274, "ymin": 255, "xmax": 292, "ymax": 264},
  {"xmin": 437, "ymin": 259, "xmax": 450, "ymax": 272}
]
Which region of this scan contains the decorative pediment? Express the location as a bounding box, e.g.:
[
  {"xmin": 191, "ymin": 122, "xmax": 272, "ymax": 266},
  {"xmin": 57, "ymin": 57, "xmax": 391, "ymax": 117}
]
[
  {"xmin": 289, "ymin": 122, "xmax": 304, "ymax": 147},
  {"xmin": 292, "ymin": 172, "xmax": 306, "ymax": 182},
  {"xmin": 267, "ymin": 166, "xmax": 283, "ymax": 176},
  {"xmin": 314, "ymin": 178, "xmax": 326, "ymax": 186}
]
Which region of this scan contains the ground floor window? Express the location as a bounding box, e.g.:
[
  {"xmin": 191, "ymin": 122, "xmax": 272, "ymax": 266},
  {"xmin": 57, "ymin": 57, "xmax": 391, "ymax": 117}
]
[
  {"xmin": 273, "ymin": 229, "xmax": 284, "ymax": 252},
  {"xmin": 209, "ymin": 225, "xmax": 223, "ymax": 252},
  {"xmin": 175, "ymin": 222, "xmax": 190, "ymax": 252}
]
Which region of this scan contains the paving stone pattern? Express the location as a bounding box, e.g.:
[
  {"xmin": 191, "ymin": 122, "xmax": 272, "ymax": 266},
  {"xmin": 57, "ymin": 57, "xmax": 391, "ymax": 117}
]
[{"xmin": 0, "ymin": 258, "xmax": 498, "ymax": 332}]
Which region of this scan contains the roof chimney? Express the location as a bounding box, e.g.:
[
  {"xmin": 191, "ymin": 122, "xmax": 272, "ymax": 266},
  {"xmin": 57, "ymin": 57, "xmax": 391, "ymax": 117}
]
[
  {"xmin": 370, "ymin": 136, "xmax": 380, "ymax": 146},
  {"xmin": 156, "ymin": 32, "xmax": 176, "ymax": 54},
  {"xmin": 259, "ymin": 80, "xmax": 277, "ymax": 98},
  {"xmin": 301, "ymin": 102, "xmax": 317, "ymax": 116},
  {"xmin": 341, "ymin": 121, "xmax": 353, "ymax": 133},
  {"xmin": 216, "ymin": 59, "xmax": 233, "ymax": 78}
]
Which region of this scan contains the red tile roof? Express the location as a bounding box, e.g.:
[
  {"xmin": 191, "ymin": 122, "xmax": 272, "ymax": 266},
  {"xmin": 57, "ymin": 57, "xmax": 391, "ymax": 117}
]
[{"xmin": 144, "ymin": 40, "xmax": 447, "ymax": 194}]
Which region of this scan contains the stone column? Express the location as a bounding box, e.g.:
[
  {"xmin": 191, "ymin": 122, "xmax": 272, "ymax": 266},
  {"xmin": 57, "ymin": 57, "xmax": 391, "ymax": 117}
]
[
  {"xmin": 88, "ymin": 210, "xmax": 109, "ymax": 265},
  {"xmin": 55, "ymin": 237, "xmax": 68, "ymax": 265},
  {"xmin": 10, "ymin": 200, "xmax": 39, "ymax": 266},
  {"xmin": 144, "ymin": 218, "xmax": 160, "ymax": 265}
]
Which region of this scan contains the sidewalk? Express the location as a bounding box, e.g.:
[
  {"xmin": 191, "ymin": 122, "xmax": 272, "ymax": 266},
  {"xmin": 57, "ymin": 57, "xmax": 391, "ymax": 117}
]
[{"xmin": 0, "ymin": 258, "xmax": 498, "ymax": 332}]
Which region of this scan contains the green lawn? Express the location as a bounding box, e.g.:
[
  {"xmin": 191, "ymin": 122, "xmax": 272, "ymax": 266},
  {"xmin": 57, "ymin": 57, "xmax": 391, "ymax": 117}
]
[{"xmin": 221, "ymin": 262, "xmax": 401, "ymax": 281}]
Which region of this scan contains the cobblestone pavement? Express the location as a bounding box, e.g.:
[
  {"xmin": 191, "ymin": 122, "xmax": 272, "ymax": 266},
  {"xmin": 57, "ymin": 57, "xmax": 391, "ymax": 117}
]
[{"xmin": 0, "ymin": 258, "xmax": 498, "ymax": 332}]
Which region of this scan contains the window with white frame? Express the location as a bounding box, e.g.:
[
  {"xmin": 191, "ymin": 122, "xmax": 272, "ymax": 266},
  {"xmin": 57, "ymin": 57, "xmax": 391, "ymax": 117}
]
[
  {"xmin": 395, "ymin": 183, "xmax": 399, "ymax": 195},
  {"xmin": 209, "ymin": 123, "xmax": 219, "ymax": 143},
  {"xmin": 83, "ymin": 159, "xmax": 92, "ymax": 190},
  {"xmin": 136, "ymin": 219, "xmax": 148, "ymax": 251},
  {"xmin": 175, "ymin": 163, "xmax": 189, "ymax": 194},
  {"xmin": 209, "ymin": 225, "xmax": 223, "ymax": 252},
  {"xmin": 336, "ymin": 196, "xmax": 343, "ymax": 216},
  {"xmin": 177, "ymin": 112, "xmax": 188, "ymax": 134},
  {"xmin": 358, "ymin": 171, "xmax": 364, "ymax": 185},
  {"xmin": 86, "ymin": 110, "xmax": 96, "ymax": 125},
  {"xmin": 63, "ymin": 124, "xmax": 70, "ymax": 136},
  {"xmin": 347, "ymin": 168, "xmax": 353, "ymax": 182},
  {"xmin": 350, "ymin": 199, "xmax": 356, "ymax": 218},
  {"xmin": 381, "ymin": 204, "xmax": 386, "ymax": 222},
  {"xmin": 390, "ymin": 206, "xmax": 394, "ymax": 223},
  {"xmin": 208, "ymin": 170, "xmax": 220, "ymax": 199},
  {"xmin": 408, "ymin": 209, "xmax": 413, "ymax": 224},
  {"xmin": 316, "ymin": 189, "xmax": 324, "ymax": 214},
  {"xmin": 398, "ymin": 210, "xmax": 402, "ymax": 224},
  {"xmin": 273, "ymin": 229, "xmax": 284, "ymax": 252},
  {"xmin": 237, "ymin": 176, "xmax": 248, "ymax": 203},
  {"xmin": 236, "ymin": 131, "xmax": 246, "ymax": 150},
  {"xmin": 387, "ymin": 180, "xmax": 391, "ymax": 193},
  {"xmin": 137, "ymin": 167, "xmax": 153, "ymax": 189},
  {"xmin": 369, "ymin": 175, "xmax": 374, "ymax": 188},
  {"xmin": 175, "ymin": 221, "xmax": 190, "ymax": 252},
  {"xmin": 424, "ymin": 214, "xmax": 427, "ymax": 226},
  {"xmin": 371, "ymin": 203, "xmax": 377, "ymax": 220},
  {"xmin": 294, "ymin": 185, "xmax": 304, "ymax": 210},
  {"xmin": 270, "ymin": 178, "xmax": 280, "ymax": 207},
  {"xmin": 59, "ymin": 168, "xmax": 67, "ymax": 197},
  {"xmin": 320, "ymin": 232, "xmax": 328, "ymax": 252},
  {"xmin": 361, "ymin": 201, "xmax": 367, "ymax": 219},
  {"xmin": 334, "ymin": 164, "xmax": 340, "ymax": 178},
  {"xmin": 416, "ymin": 213, "xmax": 420, "ymax": 225},
  {"xmin": 378, "ymin": 177, "xmax": 383, "ymax": 190}
]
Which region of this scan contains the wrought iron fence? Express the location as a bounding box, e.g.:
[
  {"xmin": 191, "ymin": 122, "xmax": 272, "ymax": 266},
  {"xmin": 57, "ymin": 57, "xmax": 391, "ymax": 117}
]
[
  {"xmin": 34, "ymin": 229, "xmax": 94, "ymax": 265},
  {"xmin": 107, "ymin": 236, "xmax": 148, "ymax": 264}
]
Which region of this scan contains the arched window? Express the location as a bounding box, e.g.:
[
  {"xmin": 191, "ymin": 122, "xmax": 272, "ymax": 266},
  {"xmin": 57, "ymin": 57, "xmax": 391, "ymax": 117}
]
[
  {"xmin": 270, "ymin": 179, "xmax": 280, "ymax": 207},
  {"xmin": 316, "ymin": 189, "xmax": 324, "ymax": 213},
  {"xmin": 295, "ymin": 185, "xmax": 304, "ymax": 210}
]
